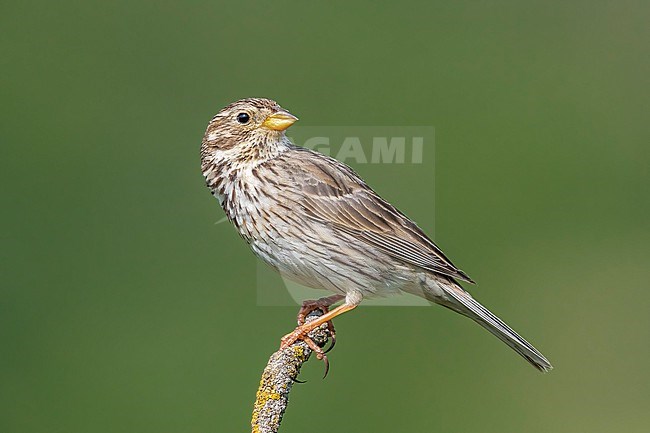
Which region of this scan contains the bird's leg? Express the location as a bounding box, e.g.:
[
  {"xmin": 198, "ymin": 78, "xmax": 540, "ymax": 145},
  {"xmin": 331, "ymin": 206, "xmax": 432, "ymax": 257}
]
[
  {"xmin": 297, "ymin": 294, "xmax": 345, "ymax": 352},
  {"xmin": 280, "ymin": 301, "xmax": 358, "ymax": 350}
]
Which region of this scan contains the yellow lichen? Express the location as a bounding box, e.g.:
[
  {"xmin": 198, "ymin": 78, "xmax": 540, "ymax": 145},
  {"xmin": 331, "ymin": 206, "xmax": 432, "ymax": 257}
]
[
  {"xmin": 251, "ymin": 386, "xmax": 283, "ymax": 431},
  {"xmin": 292, "ymin": 345, "xmax": 305, "ymax": 360}
]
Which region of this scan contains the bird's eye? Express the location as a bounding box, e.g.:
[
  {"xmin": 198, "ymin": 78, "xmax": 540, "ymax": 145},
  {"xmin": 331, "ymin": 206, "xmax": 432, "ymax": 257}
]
[{"xmin": 236, "ymin": 113, "xmax": 250, "ymax": 124}]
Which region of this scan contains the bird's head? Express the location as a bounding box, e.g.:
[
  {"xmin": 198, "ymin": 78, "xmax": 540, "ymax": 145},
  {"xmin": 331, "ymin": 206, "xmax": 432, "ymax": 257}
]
[{"xmin": 201, "ymin": 98, "xmax": 298, "ymax": 162}]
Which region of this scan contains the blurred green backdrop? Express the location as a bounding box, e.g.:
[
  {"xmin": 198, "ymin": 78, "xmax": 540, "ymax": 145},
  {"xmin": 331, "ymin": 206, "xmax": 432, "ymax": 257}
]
[{"xmin": 2, "ymin": 1, "xmax": 649, "ymax": 432}]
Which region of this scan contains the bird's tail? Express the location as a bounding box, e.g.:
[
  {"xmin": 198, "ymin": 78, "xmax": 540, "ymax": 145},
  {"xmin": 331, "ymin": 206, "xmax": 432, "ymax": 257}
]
[{"xmin": 423, "ymin": 280, "xmax": 553, "ymax": 372}]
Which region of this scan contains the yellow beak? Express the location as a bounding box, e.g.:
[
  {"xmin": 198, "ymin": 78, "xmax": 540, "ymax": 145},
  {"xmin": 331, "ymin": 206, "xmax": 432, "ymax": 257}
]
[{"xmin": 261, "ymin": 110, "xmax": 298, "ymax": 131}]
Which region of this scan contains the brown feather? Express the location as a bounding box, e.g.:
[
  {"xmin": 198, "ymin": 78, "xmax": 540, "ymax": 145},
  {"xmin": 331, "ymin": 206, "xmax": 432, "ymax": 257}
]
[{"xmin": 271, "ymin": 147, "xmax": 476, "ymax": 283}]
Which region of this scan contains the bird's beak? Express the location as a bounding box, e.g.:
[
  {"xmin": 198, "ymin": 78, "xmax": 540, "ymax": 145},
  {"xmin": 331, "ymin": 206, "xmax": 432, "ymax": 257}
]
[{"xmin": 261, "ymin": 111, "xmax": 298, "ymax": 131}]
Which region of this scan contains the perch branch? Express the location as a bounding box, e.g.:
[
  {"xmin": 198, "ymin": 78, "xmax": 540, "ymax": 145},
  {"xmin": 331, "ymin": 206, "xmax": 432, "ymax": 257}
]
[{"xmin": 251, "ymin": 310, "xmax": 331, "ymax": 433}]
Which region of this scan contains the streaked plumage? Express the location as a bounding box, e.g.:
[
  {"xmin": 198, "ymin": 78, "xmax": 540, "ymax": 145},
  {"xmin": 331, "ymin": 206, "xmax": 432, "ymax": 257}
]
[{"xmin": 201, "ymin": 98, "xmax": 552, "ymax": 372}]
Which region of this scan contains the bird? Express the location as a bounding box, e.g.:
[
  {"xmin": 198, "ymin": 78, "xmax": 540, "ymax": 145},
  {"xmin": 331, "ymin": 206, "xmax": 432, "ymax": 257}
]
[{"xmin": 200, "ymin": 97, "xmax": 552, "ymax": 373}]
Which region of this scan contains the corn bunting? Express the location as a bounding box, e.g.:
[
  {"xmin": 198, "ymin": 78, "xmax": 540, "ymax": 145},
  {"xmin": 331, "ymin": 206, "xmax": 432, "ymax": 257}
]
[{"xmin": 200, "ymin": 98, "xmax": 552, "ymax": 372}]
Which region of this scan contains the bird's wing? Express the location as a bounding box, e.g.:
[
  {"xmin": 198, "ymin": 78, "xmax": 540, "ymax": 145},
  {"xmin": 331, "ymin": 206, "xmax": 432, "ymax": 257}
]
[{"xmin": 283, "ymin": 147, "xmax": 475, "ymax": 283}]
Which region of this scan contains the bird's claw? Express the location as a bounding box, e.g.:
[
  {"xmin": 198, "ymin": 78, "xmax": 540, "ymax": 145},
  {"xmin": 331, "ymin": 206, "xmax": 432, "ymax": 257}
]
[
  {"xmin": 296, "ymin": 296, "xmax": 340, "ymax": 353},
  {"xmin": 280, "ymin": 324, "xmax": 331, "ymax": 379},
  {"xmin": 282, "ymin": 294, "xmax": 345, "ymax": 380}
]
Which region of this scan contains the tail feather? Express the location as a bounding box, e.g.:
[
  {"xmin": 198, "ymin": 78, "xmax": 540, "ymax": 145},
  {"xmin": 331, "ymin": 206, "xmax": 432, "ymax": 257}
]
[{"xmin": 429, "ymin": 282, "xmax": 553, "ymax": 372}]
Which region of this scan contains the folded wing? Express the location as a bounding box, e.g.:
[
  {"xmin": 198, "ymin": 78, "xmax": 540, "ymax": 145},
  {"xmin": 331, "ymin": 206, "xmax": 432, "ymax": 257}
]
[{"xmin": 284, "ymin": 147, "xmax": 475, "ymax": 283}]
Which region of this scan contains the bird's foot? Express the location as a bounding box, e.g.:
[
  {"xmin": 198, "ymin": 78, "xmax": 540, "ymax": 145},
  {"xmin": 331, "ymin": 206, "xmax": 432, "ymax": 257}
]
[
  {"xmin": 280, "ymin": 298, "xmax": 357, "ymax": 379},
  {"xmin": 296, "ymin": 294, "xmax": 344, "ymax": 353},
  {"xmin": 280, "ymin": 323, "xmax": 331, "ymax": 378}
]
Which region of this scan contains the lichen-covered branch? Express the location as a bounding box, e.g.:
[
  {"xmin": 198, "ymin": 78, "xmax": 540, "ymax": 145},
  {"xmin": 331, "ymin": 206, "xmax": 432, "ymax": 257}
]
[{"xmin": 251, "ymin": 311, "xmax": 331, "ymax": 433}]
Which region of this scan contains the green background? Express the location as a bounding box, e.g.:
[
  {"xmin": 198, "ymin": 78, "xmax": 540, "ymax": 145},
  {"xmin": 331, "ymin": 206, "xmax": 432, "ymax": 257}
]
[{"xmin": 2, "ymin": 1, "xmax": 649, "ymax": 432}]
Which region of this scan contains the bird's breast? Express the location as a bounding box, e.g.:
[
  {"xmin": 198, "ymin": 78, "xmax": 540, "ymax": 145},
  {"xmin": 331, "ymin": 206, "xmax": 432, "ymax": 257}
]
[{"xmin": 209, "ymin": 165, "xmax": 284, "ymax": 243}]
